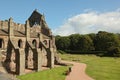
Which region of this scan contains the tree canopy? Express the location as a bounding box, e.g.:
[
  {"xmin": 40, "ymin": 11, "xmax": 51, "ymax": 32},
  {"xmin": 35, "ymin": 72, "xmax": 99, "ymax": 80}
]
[{"xmin": 55, "ymin": 31, "xmax": 120, "ymax": 57}]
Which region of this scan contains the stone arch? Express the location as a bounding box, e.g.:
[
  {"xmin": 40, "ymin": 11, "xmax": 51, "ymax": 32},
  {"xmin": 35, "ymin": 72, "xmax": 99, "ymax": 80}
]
[
  {"xmin": 0, "ymin": 38, "xmax": 4, "ymax": 48},
  {"xmin": 0, "ymin": 38, "xmax": 6, "ymax": 62},
  {"xmin": 18, "ymin": 39, "xmax": 23, "ymax": 48},
  {"xmin": 27, "ymin": 49, "xmax": 34, "ymax": 69},
  {"xmin": 42, "ymin": 48, "xmax": 48, "ymax": 67},
  {"xmin": 32, "ymin": 39, "xmax": 37, "ymax": 48},
  {"xmin": 9, "ymin": 49, "xmax": 16, "ymax": 72},
  {"xmin": 5, "ymin": 47, "xmax": 17, "ymax": 74},
  {"xmin": 43, "ymin": 40, "xmax": 47, "ymax": 46}
]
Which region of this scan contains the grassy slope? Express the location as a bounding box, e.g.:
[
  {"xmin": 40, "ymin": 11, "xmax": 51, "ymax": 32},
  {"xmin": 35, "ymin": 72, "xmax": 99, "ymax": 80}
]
[
  {"xmin": 17, "ymin": 66, "xmax": 68, "ymax": 80},
  {"xmin": 60, "ymin": 54, "xmax": 120, "ymax": 80}
]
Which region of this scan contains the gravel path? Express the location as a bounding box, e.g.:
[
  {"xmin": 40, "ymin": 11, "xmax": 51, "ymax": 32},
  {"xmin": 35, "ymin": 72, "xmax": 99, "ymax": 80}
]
[{"xmin": 62, "ymin": 61, "xmax": 94, "ymax": 80}]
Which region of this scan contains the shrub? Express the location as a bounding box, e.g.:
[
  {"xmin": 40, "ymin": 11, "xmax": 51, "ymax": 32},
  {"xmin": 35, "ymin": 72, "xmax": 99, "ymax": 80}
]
[{"xmin": 107, "ymin": 47, "xmax": 120, "ymax": 57}]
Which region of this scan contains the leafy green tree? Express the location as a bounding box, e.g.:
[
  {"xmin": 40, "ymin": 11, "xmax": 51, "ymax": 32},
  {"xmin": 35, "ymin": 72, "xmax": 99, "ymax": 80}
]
[
  {"xmin": 87, "ymin": 33, "xmax": 96, "ymax": 40},
  {"xmin": 94, "ymin": 31, "xmax": 120, "ymax": 51},
  {"xmin": 78, "ymin": 35, "xmax": 94, "ymax": 51},
  {"xmin": 55, "ymin": 35, "xmax": 70, "ymax": 50},
  {"xmin": 55, "ymin": 31, "xmax": 120, "ymax": 57},
  {"xmin": 69, "ymin": 34, "xmax": 81, "ymax": 50},
  {"xmin": 107, "ymin": 46, "xmax": 120, "ymax": 57},
  {"xmin": 94, "ymin": 31, "xmax": 120, "ymax": 56}
]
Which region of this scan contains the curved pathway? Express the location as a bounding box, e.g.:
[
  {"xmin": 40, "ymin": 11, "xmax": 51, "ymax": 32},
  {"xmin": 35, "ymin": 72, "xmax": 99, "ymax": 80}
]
[{"xmin": 61, "ymin": 61, "xmax": 94, "ymax": 80}]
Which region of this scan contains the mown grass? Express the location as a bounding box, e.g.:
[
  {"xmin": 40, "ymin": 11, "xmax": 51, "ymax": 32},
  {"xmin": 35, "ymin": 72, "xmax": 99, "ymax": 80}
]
[
  {"xmin": 60, "ymin": 53, "xmax": 120, "ymax": 80},
  {"xmin": 17, "ymin": 66, "xmax": 68, "ymax": 80},
  {"xmin": 17, "ymin": 53, "xmax": 120, "ymax": 80}
]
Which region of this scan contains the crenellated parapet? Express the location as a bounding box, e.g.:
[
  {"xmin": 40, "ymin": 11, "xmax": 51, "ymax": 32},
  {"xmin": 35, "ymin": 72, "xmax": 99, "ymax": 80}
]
[
  {"xmin": 0, "ymin": 20, "xmax": 9, "ymax": 29},
  {"xmin": 0, "ymin": 19, "xmax": 25, "ymax": 31}
]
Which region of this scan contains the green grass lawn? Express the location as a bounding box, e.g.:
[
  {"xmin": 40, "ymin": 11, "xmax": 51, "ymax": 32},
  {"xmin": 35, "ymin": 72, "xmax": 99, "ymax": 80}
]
[
  {"xmin": 17, "ymin": 53, "xmax": 120, "ymax": 80},
  {"xmin": 60, "ymin": 53, "xmax": 120, "ymax": 80},
  {"xmin": 17, "ymin": 66, "xmax": 68, "ymax": 80}
]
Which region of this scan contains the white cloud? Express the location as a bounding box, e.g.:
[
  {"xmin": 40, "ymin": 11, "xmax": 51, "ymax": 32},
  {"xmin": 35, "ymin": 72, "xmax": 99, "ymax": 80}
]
[{"xmin": 53, "ymin": 9, "xmax": 120, "ymax": 36}]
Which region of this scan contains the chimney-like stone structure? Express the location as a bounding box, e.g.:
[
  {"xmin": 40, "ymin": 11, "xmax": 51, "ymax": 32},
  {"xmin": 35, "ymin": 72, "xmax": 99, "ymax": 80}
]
[
  {"xmin": 25, "ymin": 20, "xmax": 30, "ymax": 39},
  {"xmin": 8, "ymin": 17, "xmax": 14, "ymax": 37}
]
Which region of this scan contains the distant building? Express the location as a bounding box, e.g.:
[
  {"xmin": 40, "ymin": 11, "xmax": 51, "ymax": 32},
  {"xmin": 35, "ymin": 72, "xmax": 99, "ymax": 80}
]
[{"xmin": 0, "ymin": 10, "xmax": 60, "ymax": 75}]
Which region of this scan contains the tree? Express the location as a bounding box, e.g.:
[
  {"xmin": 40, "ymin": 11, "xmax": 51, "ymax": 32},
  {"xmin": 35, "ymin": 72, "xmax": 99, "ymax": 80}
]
[
  {"xmin": 55, "ymin": 35, "xmax": 70, "ymax": 50},
  {"xmin": 69, "ymin": 34, "xmax": 81, "ymax": 51},
  {"xmin": 94, "ymin": 31, "xmax": 120, "ymax": 51},
  {"xmin": 78, "ymin": 35, "xmax": 94, "ymax": 51},
  {"xmin": 107, "ymin": 46, "xmax": 120, "ymax": 57},
  {"xmin": 55, "ymin": 31, "xmax": 120, "ymax": 57},
  {"xmin": 87, "ymin": 33, "xmax": 96, "ymax": 41}
]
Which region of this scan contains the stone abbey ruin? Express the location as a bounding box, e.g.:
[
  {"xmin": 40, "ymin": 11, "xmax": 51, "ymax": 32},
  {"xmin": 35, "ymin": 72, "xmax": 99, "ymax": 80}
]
[{"xmin": 0, "ymin": 10, "xmax": 60, "ymax": 75}]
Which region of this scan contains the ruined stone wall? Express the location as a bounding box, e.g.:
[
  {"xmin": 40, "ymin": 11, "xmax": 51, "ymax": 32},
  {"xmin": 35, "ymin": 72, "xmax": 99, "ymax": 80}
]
[
  {"xmin": 0, "ymin": 20, "xmax": 25, "ymax": 32},
  {"xmin": 28, "ymin": 38, "xmax": 39, "ymax": 48},
  {"xmin": 0, "ymin": 10, "xmax": 60, "ymax": 75},
  {"xmin": 41, "ymin": 27, "xmax": 51, "ymax": 36},
  {"xmin": 11, "ymin": 36, "xmax": 26, "ymax": 48},
  {"xmin": 0, "ymin": 20, "xmax": 9, "ymax": 29},
  {"xmin": 13, "ymin": 23, "xmax": 25, "ymax": 32},
  {"xmin": 0, "ymin": 35, "xmax": 8, "ymax": 62},
  {"xmin": 0, "ymin": 35, "xmax": 8, "ymax": 49},
  {"xmin": 30, "ymin": 25, "xmax": 41, "ymax": 33}
]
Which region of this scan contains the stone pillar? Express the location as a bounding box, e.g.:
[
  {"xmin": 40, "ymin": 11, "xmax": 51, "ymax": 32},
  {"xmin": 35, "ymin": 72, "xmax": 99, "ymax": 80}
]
[
  {"xmin": 16, "ymin": 49, "xmax": 25, "ymax": 75},
  {"xmin": 50, "ymin": 48, "xmax": 54, "ymax": 68},
  {"xmin": 52, "ymin": 36, "xmax": 56, "ymax": 47},
  {"xmin": 50, "ymin": 35, "xmax": 56, "ymax": 48},
  {"xmin": 36, "ymin": 49, "xmax": 42, "ymax": 71},
  {"xmin": 47, "ymin": 48, "xmax": 54, "ymax": 68},
  {"xmin": 33, "ymin": 48, "xmax": 37, "ymax": 70},
  {"xmin": 8, "ymin": 17, "xmax": 14, "ymax": 37},
  {"xmin": 32, "ymin": 48, "xmax": 42, "ymax": 71},
  {"xmin": 38, "ymin": 33, "xmax": 43, "ymax": 41},
  {"xmin": 25, "ymin": 20, "xmax": 30, "ymax": 39}
]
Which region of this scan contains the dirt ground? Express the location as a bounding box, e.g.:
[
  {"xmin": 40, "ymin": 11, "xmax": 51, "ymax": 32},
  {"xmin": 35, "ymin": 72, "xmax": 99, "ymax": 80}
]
[{"xmin": 61, "ymin": 61, "xmax": 94, "ymax": 80}]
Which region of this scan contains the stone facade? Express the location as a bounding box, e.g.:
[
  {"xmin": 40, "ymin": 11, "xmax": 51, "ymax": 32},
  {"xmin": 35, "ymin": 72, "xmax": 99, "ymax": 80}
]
[{"xmin": 0, "ymin": 10, "xmax": 60, "ymax": 75}]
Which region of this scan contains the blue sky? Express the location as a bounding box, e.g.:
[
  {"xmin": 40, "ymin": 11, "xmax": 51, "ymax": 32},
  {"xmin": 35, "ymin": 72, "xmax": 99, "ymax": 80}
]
[{"xmin": 0, "ymin": 0, "xmax": 120, "ymax": 35}]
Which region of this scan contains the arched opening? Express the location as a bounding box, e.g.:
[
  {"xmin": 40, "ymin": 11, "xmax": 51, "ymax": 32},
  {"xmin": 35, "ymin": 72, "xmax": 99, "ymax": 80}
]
[
  {"xmin": 18, "ymin": 39, "xmax": 23, "ymax": 48},
  {"xmin": 43, "ymin": 40, "xmax": 47, "ymax": 46},
  {"xmin": 0, "ymin": 38, "xmax": 4, "ymax": 48},
  {"xmin": 27, "ymin": 49, "xmax": 34, "ymax": 69},
  {"xmin": 32, "ymin": 39, "xmax": 37, "ymax": 48},
  {"xmin": 9, "ymin": 49, "xmax": 16, "ymax": 73}
]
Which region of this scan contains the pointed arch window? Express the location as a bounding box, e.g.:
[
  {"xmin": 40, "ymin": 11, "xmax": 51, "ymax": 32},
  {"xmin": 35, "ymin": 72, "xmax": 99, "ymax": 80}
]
[
  {"xmin": 43, "ymin": 40, "xmax": 47, "ymax": 46},
  {"xmin": 0, "ymin": 38, "xmax": 4, "ymax": 48},
  {"xmin": 18, "ymin": 39, "xmax": 23, "ymax": 48},
  {"xmin": 32, "ymin": 39, "xmax": 37, "ymax": 48}
]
